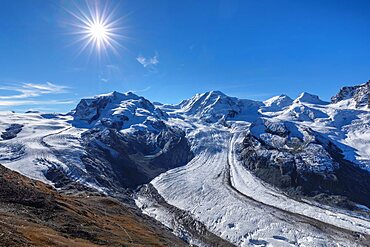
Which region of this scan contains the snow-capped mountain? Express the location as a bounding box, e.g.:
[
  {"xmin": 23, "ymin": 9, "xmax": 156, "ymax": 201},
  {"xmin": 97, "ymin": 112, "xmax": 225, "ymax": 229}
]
[
  {"xmin": 73, "ymin": 91, "xmax": 167, "ymax": 130},
  {"xmin": 0, "ymin": 81, "xmax": 369, "ymax": 246},
  {"xmin": 170, "ymin": 90, "xmax": 262, "ymax": 122},
  {"xmin": 71, "ymin": 91, "xmax": 193, "ymax": 189}
]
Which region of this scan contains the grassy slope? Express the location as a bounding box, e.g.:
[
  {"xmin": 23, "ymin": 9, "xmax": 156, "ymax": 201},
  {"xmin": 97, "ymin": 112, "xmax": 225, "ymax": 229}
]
[{"xmin": 0, "ymin": 165, "xmax": 186, "ymax": 247}]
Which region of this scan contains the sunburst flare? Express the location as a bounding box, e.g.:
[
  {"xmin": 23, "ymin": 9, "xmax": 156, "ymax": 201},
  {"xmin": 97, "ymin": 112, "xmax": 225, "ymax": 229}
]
[{"xmin": 66, "ymin": 1, "xmax": 125, "ymax": 56}]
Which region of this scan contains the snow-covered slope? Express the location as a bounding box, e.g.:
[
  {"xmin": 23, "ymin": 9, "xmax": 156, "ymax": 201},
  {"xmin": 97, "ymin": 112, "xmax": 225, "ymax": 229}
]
[
  {"xmin": 262, "ymin": 94, "xmax": 293, "ymax": 111},
  {"xmin": 0, "ymin": 92, "xmax": 191, "ymax": 191},
  {"xmin": 0, "ymin": 112, "xmax": 86, "ymax": 186},
  {"xmin": 294, "ymin": 92, "xmax": 328, "ymax": 105}
]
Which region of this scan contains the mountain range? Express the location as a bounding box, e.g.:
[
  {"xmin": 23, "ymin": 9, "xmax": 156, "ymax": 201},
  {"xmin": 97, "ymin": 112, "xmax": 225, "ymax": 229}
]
[{"xmin": 0, "ymin": 80, "xmax": 369, "ymax": 246}]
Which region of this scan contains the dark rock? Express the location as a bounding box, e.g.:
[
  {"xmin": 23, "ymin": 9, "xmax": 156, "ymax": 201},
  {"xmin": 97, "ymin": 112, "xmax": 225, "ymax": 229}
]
[
  {"xmin": 78, "ymin": 124, "xmax": 194, "ymax": 189},
  {"xmin": 1, "ymin": 124, "xmax": 23, "ymax": 140},
  {"xmin": 331, "ymin": 80, "xmax": 369, "ymax": 108},
  {"xmin": 240, "ymin": 120, "xmax": 370, "ymax": 210}
]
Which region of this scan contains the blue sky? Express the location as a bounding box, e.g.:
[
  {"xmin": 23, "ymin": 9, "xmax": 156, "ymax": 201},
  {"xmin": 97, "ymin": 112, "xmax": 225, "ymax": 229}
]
[{"xmin": 0, "ymin": 0, "xmax": 370, "ymax": 112}]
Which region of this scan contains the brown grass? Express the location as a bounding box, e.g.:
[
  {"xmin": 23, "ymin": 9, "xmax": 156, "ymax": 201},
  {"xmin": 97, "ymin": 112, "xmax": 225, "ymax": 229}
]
[{"xmin": 0, "ymin": 165, "xmax": 186, "ymax": 247}]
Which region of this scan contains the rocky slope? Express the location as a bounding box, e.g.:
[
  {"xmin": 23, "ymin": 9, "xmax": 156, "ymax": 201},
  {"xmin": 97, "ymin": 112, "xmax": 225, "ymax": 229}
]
[
  {"xmin": 235, "ymin": 81, "xmax": 370, "ymax": 210},
  {"xmin": 331, "ymin": 80, "xmax": 369, "ymax": 108},
  {"xmin": 78, "ymin": 124, "xmax": 193, "ymax": 189},
  {"xmin": 239, "ymin": 118, "xmax": 370, "ymax": 209},
  {"xmin": 70, "ymin": 91, "xmax": 194, "ymax": 190},
  {"xmin": 0, "ymin": 164, "xmax": 187, "ymax": 247},
  {"xmin": 29, "ymin": 91, "xmax": 193, "ymax": 193}
]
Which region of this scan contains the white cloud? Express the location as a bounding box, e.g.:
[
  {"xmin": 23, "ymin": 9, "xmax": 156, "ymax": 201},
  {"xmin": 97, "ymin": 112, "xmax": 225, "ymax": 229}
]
[
  {"xmin": 136, "ymin": 55, "xmax": 159, "ymax": 68},
  {"xmin": 0, "ymin": 99, "xmax": 75, "ymax": 106},
  {"xmin": 0, "ymin": 82, "xmax": 71, "ymax": 107},
  {"xmin": 0, "ymin": 82, "xmax": 69, "ymax": 99}
]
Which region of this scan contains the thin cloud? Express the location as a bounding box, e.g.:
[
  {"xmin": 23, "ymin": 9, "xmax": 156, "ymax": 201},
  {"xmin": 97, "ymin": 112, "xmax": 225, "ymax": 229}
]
[
  {"xmin": 136, "ymin": 55, "xmax": 159, "ymax": 68},
  {"xmin": 0, "ymin": 99, "xmax": 75, "ymax": 106},
  {"xmin": 129, "ymin": 86, "xmax": 152, "ymax": 93},
  {"xmin": 0, "ymin": 82, "xmax": 72, "ymax": 107},
  {"xmin": 99, "ymin": 64, "xmax": 122, "ymax": 83},
  {"xmin": 100, "ymin": 78, "xmax": 109, "ymax": 83},
  {"xmin": 0, "ymin": 82, "xmax": 69, "ymax": 99}
]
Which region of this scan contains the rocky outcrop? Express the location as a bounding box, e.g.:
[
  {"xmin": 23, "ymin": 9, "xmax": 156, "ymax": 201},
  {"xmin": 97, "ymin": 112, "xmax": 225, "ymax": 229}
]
[
  {"xmin": 239, "ymin": 118, "xmax": 370, "ymax": 209},
  {"xmin": 78, "ymin": 122, "xmax": 193, "ymax": 189},
  {"xmin": 331, "ymin": 80, "xmax": 369, "ymax": 108},
  {"xmin": 1, "ymin": 124, "xmax": 23, "ymax": 140}
]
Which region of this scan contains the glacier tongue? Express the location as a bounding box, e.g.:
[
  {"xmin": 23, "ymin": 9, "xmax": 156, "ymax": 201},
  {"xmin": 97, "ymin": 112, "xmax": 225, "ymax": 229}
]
[{"xmin": 140, "ymin": 119, "xmax": 370, "ymax": 246}]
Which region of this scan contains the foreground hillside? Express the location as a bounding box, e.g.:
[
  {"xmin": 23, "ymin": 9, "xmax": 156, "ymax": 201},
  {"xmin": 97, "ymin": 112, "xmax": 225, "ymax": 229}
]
[{"xmin": 0, "ymin": 164, "xmax": 186, "ymax": 247}]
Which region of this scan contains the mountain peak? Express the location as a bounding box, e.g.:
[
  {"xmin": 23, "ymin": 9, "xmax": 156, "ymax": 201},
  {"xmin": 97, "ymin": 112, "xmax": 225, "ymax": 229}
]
[
  {"xmin": 175, "ymin": 90, "xmax": 261, "ymax": 122},
  {"xmin": 295, "ymin": 92, "xmax": 328, "ymax": 105},
  {"xmin": 206, "ymin": 90, "xmax": 227, "ymax": 96},
  {"xmin": 263, "ymin": 94, "xmax": 293, "ymax": 111},
  {"xmin": 73, "ymin": 91, "xmax": 164, "ymax": 129},
  {"xmin": 95, "ymin": 91, "xmax": 139, "ymax": 100}
]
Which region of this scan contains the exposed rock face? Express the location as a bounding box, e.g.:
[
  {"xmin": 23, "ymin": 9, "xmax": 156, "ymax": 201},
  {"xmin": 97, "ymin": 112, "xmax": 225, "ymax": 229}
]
[
  {"xmin": 331, "ymin": 80, "xmax": 369, "ymax": 108},
  {"xmin": 243, "ymin": 118, "xmax": 338, "ymax": 177},
  {"xmin": 239, "ymin": 118, "xmax": 370, "ymax": 208},
  {"xmin": 1, "ymin": 124, "xmax": 23, "ymax": 140},
  {"xmin": 63, "ymin": 92, "xmax": 194, "ymax": 191},
  {"xmin": 79, "ymin": 124, "xmax": 193, "ymax": 189}
]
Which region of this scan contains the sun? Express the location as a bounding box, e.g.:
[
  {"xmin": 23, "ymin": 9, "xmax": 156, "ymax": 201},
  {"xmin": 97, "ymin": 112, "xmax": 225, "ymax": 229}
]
[
  {"xmin": 89, "ymin": 23, "xmax": 107, "ymax": 40},
  {"xmin": 85, "ymin": 20, "xmax": 111, "ymax": 50},
  {"xmin": 66, "ymin": 1, "xmax": 125, "ymax": 55}
]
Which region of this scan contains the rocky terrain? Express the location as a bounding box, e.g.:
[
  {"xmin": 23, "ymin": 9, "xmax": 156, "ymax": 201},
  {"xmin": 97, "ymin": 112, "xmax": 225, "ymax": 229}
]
[
  {"xmin": 331, "ymin": 80, "xmax": 369, "ymax": 108},
  {"xmin": 240, "ymin": 118, "xmax": 370, "ymax": 210},
  {"xmin": 0, "ymin": 164, "xmax": 187, "ymax": 247}
]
